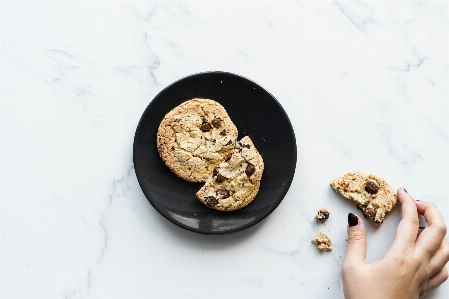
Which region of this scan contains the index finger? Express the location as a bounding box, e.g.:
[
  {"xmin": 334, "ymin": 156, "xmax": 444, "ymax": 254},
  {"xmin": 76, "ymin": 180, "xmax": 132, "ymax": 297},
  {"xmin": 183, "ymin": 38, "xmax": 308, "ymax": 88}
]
[
  {"xmin": 416, "ymin": 201, "xmax": 447, "ymax": 257},
  {"xmin": 390, "ymin": 188, "xmax": 419, "ymax": 252}
]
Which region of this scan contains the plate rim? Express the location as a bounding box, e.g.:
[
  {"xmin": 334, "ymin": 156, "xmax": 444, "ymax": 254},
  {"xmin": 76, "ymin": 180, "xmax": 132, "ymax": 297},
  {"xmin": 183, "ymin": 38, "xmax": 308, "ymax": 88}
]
[{"xmin": 133, "ymin": 71, "xmax": 297, "ymax": 235}]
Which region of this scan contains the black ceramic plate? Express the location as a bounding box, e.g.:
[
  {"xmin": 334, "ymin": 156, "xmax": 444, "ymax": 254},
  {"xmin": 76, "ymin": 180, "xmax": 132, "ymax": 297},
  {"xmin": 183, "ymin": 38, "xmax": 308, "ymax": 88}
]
[{"xmin": 133, "ymin": 72, "xmax": 296, "ymax": 234}]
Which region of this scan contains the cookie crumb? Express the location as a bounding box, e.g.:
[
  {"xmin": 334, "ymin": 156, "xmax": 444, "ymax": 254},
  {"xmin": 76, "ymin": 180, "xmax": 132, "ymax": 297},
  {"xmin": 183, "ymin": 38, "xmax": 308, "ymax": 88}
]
[
  {"xmin": 314, "ymin": 208, "xmax": 330, "ymax": 221},
  {"xmin": 312, "ymin": 233, "xmax": 332, "ymax": 251},
  {"xmin": 196, "ymin": 136, "xmax": 264, "ymax": 211}
]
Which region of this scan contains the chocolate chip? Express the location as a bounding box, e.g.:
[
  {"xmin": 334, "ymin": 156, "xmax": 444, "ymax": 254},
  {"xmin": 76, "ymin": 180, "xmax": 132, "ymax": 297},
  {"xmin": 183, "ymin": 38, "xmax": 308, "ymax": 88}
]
[
  {"xmin": 365, "ymin": 181, "xmax": 380, "ymax": 194},
  {"xmin": 220, "ymin": 129, "xmax": 226, "ymax": 136},
  {"xmin": 217, "ymin": 189, "xmax": 230, "ymax": 199},
  {"xmin": 225, "ymin": 139, "xmax": 232, "ymax": 146},
  {"xmin": 212, "ymin": 118, "xmax": 221, "ymax": 128},
  {"xmin": 171, "ymin": 146, "xmax": 175, "ymax": 150},
  {"xmin": 213, "ymin": 167, "xmax": 219, "ymax": 176},
  {"xmin": 200, "ymin": 122, "xmax": 212, "ymax": 132},
  {"xmin": 363, "ymin": 207, "xmax": 377, "ymax": 221},
  {"xmin": 204, "ymin": 196, "xmax": 218, "ymax": 207},
  {"xmin": 242, "ymin": 144, "xmax": 250, "ymax": 149},
  {"xmin": 200, "ymin": 116, "xmax": 206, "ymax": 122},
  {"xmin": 245, "ymin": 164, "xmax": 256, "ymax": 176},
  {"xmin": 224, "ymin": 153, "xmax": 232, "ymax": 162},
  {"xmin": 216, "ymin": 174, "xmax": 226, "ymax": 182}
]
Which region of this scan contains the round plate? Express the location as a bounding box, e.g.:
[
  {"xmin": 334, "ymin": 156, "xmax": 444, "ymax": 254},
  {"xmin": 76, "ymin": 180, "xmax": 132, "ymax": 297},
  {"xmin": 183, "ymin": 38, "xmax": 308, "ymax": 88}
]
[{"xmin": 133, "ymin": 72, "xmax": 297, "ymax": 234}]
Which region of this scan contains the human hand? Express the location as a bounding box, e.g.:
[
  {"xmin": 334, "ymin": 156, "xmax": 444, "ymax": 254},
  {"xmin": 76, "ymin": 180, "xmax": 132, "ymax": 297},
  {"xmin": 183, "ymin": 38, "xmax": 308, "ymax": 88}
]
[{"xmin": 342, "ymin": 188, "xmax": 449, "ymax": 299}]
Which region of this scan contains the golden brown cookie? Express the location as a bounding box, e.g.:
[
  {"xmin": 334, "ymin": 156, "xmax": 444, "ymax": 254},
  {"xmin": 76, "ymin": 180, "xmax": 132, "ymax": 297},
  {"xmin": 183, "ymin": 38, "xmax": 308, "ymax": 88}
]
[
  {"xmin": 157, "ymin": 98, "xmax": 238, "ymax": 182},
  {"xmin": 330, "ymin": 171, "xmax": 397, "ymax": 225},
  {"xmin": 196, "ymin": 136, "xmax": 264, "ymax": 211}
]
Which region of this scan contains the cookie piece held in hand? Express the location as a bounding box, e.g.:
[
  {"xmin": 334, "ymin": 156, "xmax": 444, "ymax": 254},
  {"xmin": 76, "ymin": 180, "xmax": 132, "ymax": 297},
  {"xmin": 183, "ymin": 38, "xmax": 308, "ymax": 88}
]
[
  {"xmin": 330, "ymin": 171, "xmax": 397, "ymax": 225},
  {"xmin": 196, "ymin": 136, "xmax": 264, "ymax": 211},
  {"xmin": 157, "ymin": 98, "xmax": 238, "ymax": 182},
  {"xmin": 314, "ymin": 208, "xmax": 330, "ymax": 221},
  {"xmin": 312, "ymin": 233, "xmax": 332, "ymax": 251}
]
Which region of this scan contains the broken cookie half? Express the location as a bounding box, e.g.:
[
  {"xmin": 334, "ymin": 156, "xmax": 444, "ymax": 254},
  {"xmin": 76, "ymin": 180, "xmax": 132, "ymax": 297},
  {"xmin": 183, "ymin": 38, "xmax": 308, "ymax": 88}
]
[
  {"xmin": 196, "ymin": 136, "xmax": 264, "ymax": 211},
  {"xmin": 330, "ymin": 171, "xmax": 397, "ymax": 225}
]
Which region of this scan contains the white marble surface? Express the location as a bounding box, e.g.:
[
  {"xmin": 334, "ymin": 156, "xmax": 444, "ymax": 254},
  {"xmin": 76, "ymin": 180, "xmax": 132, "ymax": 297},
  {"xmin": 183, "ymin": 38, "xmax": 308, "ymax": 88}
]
[{"xmin": 1, "ymin": 1, "xmax": 448, "ymax": 298}]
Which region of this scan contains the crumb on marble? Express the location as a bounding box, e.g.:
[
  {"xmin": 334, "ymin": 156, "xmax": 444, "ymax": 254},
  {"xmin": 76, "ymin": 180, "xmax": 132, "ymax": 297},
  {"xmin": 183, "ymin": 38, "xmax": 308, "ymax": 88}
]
[
  {"xmin": 312, "ymin": 233, "xmax": 332, "ymax": 251},
  {"xmin": 314, "ymin": 208, "xmax": 330, "ymax": 221}
]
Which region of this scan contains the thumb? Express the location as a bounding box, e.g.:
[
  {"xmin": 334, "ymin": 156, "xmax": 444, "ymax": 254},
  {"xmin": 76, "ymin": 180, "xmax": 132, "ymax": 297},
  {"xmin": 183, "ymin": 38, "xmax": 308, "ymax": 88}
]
[{"xmin": 345, "ymin": 213, "xmax": 367, "ymax": 266}]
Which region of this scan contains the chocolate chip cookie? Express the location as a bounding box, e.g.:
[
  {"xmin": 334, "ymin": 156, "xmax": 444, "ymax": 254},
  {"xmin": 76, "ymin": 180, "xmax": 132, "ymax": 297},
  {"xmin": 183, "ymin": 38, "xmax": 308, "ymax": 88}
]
[
  {"xmin": 330, "ymin": 171, "xmax": 397, "ymax": 225},
  {"xmin": 196, "ymin": 136, "xmax": 264, "ymax": 211},
  {"xmin": 157, "ymin": 99, "xmax": 238, "ymax": 182}
]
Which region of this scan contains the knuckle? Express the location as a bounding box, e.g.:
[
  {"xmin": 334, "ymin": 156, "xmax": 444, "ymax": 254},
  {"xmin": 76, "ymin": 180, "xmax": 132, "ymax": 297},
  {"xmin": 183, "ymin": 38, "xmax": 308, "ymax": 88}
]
[
  {"xmin": 443, "ymin": 252, "xmax": 449, "ymax": 266},
  {"xmin": 436, "ymin": 224, "xmax": 447, "ymax": 238},
  {"xmin": 443, "ymin": 241, "xmax": 449, "ymax": 260},
  {"xmin": 348, "ymin": 232, "xmax": 364, "ymax": 245},
  {"xmin": 393, "ymin": 254, "xmax": 419, "ymax": 271},
  {"xmin": 441, "ymin": 267, "xmax": 449, "ymax": 282},
  {"xmin": 398, "ymin": 256, "xmax": 412, "ymax": 269},
  {"xmin": 428, "ymin": 202, "xmax": 437, "ymax": 210},
  {"xmin": 409, "ymin": 216, "xmax": 420, "ymax": 227},
  {"xmin": 390, "ymin": 253, "xmax": 407, "ymax": 267}
]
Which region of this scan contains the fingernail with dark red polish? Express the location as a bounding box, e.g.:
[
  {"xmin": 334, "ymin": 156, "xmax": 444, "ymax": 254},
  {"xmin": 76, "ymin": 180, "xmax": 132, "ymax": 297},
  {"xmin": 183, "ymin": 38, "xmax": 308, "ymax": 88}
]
[{"xmin": 348, "ymin": 213, "xmax": 358, "ymax": 227}]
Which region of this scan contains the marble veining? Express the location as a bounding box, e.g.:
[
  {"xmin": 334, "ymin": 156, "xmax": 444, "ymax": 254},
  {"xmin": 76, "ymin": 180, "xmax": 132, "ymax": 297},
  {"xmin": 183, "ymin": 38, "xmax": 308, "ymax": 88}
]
[{"xmin": 1, "ymin": 1, "xmax": 448, "ymax": 299}]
